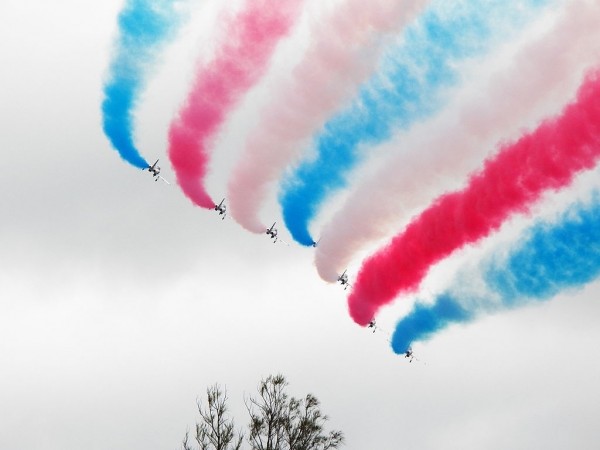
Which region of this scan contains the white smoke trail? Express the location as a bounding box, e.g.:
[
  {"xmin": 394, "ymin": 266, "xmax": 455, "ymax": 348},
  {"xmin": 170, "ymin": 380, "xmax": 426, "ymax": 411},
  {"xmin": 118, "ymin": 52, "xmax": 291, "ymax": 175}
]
[{"xmin": 227, "ymin": 0, "xmax": 432, "ymax": 233}]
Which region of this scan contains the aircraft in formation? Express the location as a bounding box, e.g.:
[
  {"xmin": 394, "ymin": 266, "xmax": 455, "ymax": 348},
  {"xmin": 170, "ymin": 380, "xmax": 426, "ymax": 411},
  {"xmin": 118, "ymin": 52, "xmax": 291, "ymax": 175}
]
[
  {"xmin": 138, "ymin": 169, "xmax": 413, "ymax": 355},
  {"xmin": 214, "ymin": 199, "xmax": 227, "ymax": 220},
  {"xmin": 145, "ymin": 159, "xmax": 170, "ymax": 184},
  {"xmin": 367, "ymin": 320, "xmax": 417, "ymax": 362},
  {"xmin": 337, "ymin": 269, "xmax": 350, "ymax": 290},
  {"xmin": 135, "ymin": 172, "xmax": 418, "ymax": 359}
]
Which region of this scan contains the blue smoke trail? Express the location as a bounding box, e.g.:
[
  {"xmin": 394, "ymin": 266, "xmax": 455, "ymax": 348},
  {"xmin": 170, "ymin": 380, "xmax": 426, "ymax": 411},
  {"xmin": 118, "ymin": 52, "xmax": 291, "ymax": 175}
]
[
  {"xmin": 391, "ymin": 193, "xmax": 600, "ymax": 354},
  {"xmin": 102, "ymin": 0, "xmax": 182, "ymax": 169},
  {"xmin": 279, "ymin": 0, "xmax": 552, "ymax": 246}
]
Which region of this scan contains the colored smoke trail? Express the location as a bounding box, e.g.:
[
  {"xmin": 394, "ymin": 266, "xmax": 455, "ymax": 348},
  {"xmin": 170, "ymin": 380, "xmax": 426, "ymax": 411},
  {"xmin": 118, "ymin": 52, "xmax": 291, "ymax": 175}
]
[
  {"xmin": 168, "ymin": 0, "xmax": 303, "ymax": 209},
  {"xmin": 348, "ymin": 68, "xmax": 600, "ymax": 326},
  {"xmin": 279, "ymin": 0, "xmax": 550, "ymax": 246},
  {"xmin": 102, "ymin": 0, "xmax": 182, "ymax": 169},
  {"xmin": 315, "ymin": 0, "xmax": 600, "ymax": 282},
  {"xmin": 391, "ymin": 194, "xmax": 600, "ymax": 354},
  {"xmin": 227, "ymin": 0, "xmax": 431, "ymax": 233}
]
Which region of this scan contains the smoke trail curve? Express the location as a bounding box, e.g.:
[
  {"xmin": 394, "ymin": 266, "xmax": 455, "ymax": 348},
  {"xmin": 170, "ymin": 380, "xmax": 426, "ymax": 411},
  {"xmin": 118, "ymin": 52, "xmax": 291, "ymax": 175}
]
[
  {"xmin": 315, "ymin": 0, "xmax": 600, "ymax": 282},
  {"xmin": 102, "ymin": 0, "xmax": 182, "ymax": 169},
  {"xmin": 168, "ymin": 0, "xmax": 304, "ymax": 208},
  {"xmin": 279, "ymin": 0, "xmax": 551, "ymax": 246},
  {"xmin": 227, "ymin": 0, "xmax": 432, "ymax": 233},
  {"xmin": 391, "ymin": 193, "xmax": 600, "ymax": 353},
  {"xmin": 348, "ymin": 68, "xmax": 600, "ymax": 326}
]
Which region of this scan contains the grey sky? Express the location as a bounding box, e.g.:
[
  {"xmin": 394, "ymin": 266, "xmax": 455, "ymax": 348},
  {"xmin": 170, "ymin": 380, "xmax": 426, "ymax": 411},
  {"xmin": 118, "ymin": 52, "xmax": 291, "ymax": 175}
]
[{"xmin": 1, "ymin": 1, "xmax": 600, "ymax": 449}]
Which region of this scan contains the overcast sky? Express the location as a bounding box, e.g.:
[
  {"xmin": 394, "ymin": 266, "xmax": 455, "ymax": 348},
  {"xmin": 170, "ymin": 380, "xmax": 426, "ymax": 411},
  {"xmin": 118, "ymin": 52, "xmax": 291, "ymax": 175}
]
[{"xmin": 1, "ymin": 1, "xmax": 600, "ymax": 449}]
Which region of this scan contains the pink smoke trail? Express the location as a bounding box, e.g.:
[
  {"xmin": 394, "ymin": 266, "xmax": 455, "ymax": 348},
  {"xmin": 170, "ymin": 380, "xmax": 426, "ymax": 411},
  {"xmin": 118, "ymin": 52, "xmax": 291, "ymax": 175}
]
[
  {"xmin": 168, "ymin": 0, "xmax": 304, "ymax": 208},
  {"xmin": 348, "ymin": 65, "xmax": 600, "ymax": 326},
  {"xmin": 316, "ymin": 0, "xmax": 600, "ymax": 282},
  {"xmin": 227, "ymin": 0, "xmax": 431, "ymax": 232}
]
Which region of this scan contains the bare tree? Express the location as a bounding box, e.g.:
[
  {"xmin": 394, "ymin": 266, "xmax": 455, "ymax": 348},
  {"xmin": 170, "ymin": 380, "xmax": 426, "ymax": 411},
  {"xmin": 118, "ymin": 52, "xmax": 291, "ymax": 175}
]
[
  {"xmin": 246, "ymin": 375, "xmax": 288, "ymax": 450},
  {"xmin": 282, "ymin": 393, "xmax": 344, "ymax": 450},
  {"xmin": 183, "ymin": 384, "xmax": 243, "ymax": 450},
  {"xmin": 246, "ymin": 375, "xmax": 343, "ymax": 450},
  {"xmin": 184, "ymin": 375, "xmax": 344, "ymax": 450}
]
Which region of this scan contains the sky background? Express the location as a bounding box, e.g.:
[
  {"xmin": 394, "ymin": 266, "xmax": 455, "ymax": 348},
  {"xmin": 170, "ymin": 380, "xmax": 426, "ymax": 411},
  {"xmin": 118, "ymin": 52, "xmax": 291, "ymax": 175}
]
[{"xmin": 1, "ymin": 1, "xmax": 600, "ymax": 449}]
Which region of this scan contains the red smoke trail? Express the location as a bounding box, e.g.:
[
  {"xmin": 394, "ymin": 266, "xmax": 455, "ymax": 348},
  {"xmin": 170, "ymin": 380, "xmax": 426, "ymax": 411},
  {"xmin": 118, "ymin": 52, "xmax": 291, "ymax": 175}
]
[
  {"xmin": 348, "ymin": 68, "xmax": 600, "ymax": 325},
  {"xmin": 315, "ymin": 0, "xmax": 600, "ymax": 283},
  {"xmin": 168, "ymin": 0, "xmax": 303, "ymax": 208}
]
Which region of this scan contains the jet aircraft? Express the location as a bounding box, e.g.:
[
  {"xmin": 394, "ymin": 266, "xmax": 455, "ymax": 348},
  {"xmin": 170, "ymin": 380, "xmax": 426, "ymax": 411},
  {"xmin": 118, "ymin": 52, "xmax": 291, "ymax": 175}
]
[
  {"xmin": 145, "ymin": 159, "xmax": 170, "ymax": 184},
  {"xmin": 214, "ymin": 199, "xmax": 226, "ymax": 220},
  {"xmin": 337, "ymin": 270, "xmax": 350, "ymax": 290},
  {"xmin": 266, "ymin": 223, "xmax": 278, "ymax": 243}
]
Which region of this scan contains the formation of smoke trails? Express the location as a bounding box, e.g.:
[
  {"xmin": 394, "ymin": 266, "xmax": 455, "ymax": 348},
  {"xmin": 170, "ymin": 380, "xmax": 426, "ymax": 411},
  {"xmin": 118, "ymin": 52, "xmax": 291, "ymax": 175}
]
[
  {"xmin": 227, "ymin": 0, "xmax": 432, "ymax": 233},
  {"xmin": 278, "ymin": 0, "xmax": 552, "ymax": 246},
  {"xmin": 347, "ymin": 67, "xmax": 600, "ymax": 326},
  {"xmin": 102, "ymin": 0, "xmax": 183, "ymax": 169},
  {"xmin": 315, "ymin": 0, "xmax": 600, "ymax": 282},
  {"xmin": 168, "ymin": 0, "xmax": 304, "ymax": 209},
  {"xmin": 391, "ymin": 193, "xmax": 600, "ymax": 354}
]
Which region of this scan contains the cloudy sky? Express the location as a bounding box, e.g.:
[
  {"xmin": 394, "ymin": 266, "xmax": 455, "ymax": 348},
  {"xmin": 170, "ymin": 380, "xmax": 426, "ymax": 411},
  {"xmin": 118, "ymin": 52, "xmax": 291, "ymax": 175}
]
[{"xmin": 2, "ymin": 0, "xmax": 600, "ymax": 449}]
